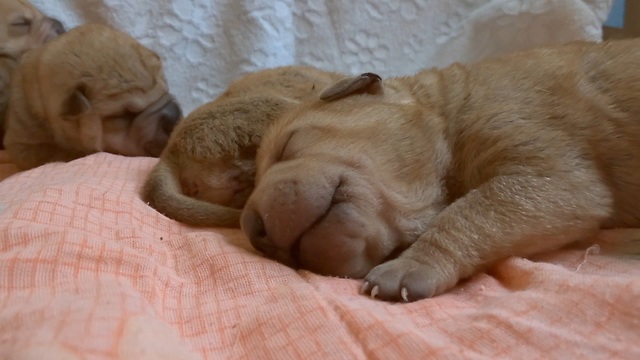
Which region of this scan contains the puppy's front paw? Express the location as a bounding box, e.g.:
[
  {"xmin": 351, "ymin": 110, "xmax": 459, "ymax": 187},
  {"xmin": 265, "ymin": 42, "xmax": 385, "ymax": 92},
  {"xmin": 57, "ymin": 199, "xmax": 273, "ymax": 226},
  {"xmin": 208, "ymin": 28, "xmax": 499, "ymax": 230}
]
[{"xmin": 361, "ymin": 258, "xmax": 456, "ymax": 302}]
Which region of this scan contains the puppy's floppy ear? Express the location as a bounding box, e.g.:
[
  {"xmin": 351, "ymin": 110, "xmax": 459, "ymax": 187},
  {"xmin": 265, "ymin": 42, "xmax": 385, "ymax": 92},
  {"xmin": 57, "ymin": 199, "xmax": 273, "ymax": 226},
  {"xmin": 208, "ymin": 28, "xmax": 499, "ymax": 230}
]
[
  {"xmin": 319, "ymin": 72, "xmax": 383, "ymax": 102},
  {"xmin": 61, "ymin": 84, "xmax": 91, "ymax": 117}
]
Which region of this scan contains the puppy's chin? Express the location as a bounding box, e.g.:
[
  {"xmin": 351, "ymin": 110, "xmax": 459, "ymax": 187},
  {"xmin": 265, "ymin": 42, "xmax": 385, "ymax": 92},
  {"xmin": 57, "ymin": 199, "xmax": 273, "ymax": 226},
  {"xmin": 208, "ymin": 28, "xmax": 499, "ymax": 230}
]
[
  {"xmin": 141, "ymin": 137, "xmax": 169, "ymax": 157},
  {"xmin": 98, "ymin": 125, "xmax": 169, "ymax": 157},
  {"xmin": 101, "ymin": 134, "xmax": 168, "ymax": 158},
  {"xmin": 242, "ymin": 160, "xmax": 403, "ymax": 279},
  {"xmin": 296, "ymin": 198, "xmax": 397, "ymax": 278}
]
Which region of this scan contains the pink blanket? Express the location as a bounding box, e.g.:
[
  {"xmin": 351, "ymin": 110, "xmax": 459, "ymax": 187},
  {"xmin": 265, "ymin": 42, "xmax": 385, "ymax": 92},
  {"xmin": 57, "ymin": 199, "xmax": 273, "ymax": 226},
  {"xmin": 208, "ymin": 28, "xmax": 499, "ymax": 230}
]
[{"xmin": 0, "ymin": 151, "xmax": 638, "ymax": 359}]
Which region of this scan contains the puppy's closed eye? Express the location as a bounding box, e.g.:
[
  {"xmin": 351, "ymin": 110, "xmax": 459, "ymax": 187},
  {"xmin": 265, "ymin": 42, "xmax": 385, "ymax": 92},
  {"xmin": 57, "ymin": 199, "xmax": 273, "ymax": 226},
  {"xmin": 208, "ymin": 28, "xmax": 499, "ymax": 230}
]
[{"xmin": 9, "ymin": 17, "xmax": 32, "ymax": 37}]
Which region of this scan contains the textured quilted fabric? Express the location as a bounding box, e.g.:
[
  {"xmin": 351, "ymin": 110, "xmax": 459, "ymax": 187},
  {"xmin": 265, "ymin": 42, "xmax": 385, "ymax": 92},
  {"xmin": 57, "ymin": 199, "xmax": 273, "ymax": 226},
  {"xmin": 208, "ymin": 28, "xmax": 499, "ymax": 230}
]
[
  {"xmin": 31, "ymin": 0, "xmax": 612, "ymax": 114},
  {"xmin": 0, "ymin": 153, "xmax": 639, "ymax": 359}
]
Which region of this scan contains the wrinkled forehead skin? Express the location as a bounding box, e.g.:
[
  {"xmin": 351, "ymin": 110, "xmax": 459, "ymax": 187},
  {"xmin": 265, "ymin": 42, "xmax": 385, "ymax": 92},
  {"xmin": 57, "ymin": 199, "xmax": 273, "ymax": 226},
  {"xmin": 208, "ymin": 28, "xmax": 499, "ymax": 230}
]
[{"xmin": 256, "ymin": 96, "xmax": 440, "ymax": 181}]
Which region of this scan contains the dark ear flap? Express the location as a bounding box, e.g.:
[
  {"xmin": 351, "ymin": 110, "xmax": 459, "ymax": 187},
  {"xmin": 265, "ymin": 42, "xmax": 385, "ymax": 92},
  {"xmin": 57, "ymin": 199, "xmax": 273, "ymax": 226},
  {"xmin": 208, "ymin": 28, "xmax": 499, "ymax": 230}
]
[
  {"xmin": 61, "ymin": 84, "xmax": 91, "ymax": 117},
  {"xmin": 319, "ymin": 72, "xmax": 383, "ymax": 102}
]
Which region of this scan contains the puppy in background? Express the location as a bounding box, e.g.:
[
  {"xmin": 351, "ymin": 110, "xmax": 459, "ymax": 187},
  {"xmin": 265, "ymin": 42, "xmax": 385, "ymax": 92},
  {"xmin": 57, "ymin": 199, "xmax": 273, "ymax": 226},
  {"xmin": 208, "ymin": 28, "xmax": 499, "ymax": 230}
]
[
  {"xmin": 0, "ymin": 58, "xmax": 14, "ymax": 140},
  {"xmin": 141, "ymin": 66, "xmax": 343, "ymax": 228},
  {"xmin": 3, "ymin": 23, "xmax": 181, "ymax": 170},
  {"xmin": 0, "ymin": 0, "xmax": 65, "ymax": 147},
  {"xmin": 242, "ymin": 39, "xmax": 640, "ymax": 302}
]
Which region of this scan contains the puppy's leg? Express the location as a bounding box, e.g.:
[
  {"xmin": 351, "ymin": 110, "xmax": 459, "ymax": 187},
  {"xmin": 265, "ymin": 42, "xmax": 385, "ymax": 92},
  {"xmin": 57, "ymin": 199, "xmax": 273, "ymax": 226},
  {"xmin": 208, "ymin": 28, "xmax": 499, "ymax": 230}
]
[{"xmin": 362, "ymin": 172, "xmax": 612, "ymax": 302}]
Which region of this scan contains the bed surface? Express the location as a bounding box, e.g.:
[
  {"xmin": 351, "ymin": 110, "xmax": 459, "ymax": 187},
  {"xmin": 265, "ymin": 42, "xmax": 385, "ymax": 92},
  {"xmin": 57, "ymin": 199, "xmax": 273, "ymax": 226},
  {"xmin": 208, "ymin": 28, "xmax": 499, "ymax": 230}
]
[{"xmin": 0, "ymin": 152, "xmax": 638, "ymax": 358}]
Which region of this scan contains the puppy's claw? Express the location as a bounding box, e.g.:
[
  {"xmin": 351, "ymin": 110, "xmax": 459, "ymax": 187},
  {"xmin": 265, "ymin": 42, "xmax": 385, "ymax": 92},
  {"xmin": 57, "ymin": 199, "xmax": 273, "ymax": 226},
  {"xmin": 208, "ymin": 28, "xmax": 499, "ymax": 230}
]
[
  {"xmin": 364, "ymin": 258, "xmax": 457, "ymax": 302},
  {"xmin": 401, "ymin": 287, "xmax": 409, "ymax": 302},
  {"xmin": 360, "ymin": 281, "xmax": 370, "ymax": 294},
  {"xmin": 370, "ymin": 285, "xmax": 380, "ymax": 299}
]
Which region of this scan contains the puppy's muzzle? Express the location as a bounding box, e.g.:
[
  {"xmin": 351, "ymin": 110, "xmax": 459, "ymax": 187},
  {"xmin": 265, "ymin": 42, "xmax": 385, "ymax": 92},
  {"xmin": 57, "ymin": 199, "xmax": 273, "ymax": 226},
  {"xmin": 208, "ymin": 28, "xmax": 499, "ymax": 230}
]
[
  {"xmin": 140, "ymin": 96, "xmax": 182, "ymax": 156},
  {"xmin": 241, "ymin": 168, "xmax": 340, "ymax": 268},
  {"xmin": 44, "ymin": 17, "xmax": 66, "ymax": 43},
  {"xmin": 158, "ymin": 100, "xmax": 182, "ymax": 135},
  {"xmin": 49, "ymin": 18, "xmax": 65, "ymax": 35}
]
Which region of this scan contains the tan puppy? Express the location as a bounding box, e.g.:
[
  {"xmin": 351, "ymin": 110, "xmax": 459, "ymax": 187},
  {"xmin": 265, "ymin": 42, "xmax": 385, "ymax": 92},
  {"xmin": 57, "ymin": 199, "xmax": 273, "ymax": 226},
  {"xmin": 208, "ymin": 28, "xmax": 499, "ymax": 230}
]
[
  {"xmin": 3, "ymin": 23, "xmax": 181, "ymax": 170},
  {"xmin": 141, "ymin": 66, "xmax": 343, "ymax": 228},
  {"xmin": 0, "ymin": 0, "xmax": 64, "ymax": 59},
  {"xmin": 241, "ymin": 39, "xmax": 640, "ymax": 302},
  {"xmin": 0, "ymin": 0, "xmax": 65, "ymax": 146}
]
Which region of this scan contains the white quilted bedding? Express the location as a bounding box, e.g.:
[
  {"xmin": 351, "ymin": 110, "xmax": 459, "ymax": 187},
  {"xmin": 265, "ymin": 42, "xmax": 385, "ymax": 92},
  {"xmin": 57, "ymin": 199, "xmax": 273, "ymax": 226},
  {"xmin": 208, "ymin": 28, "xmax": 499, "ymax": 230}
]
[{"xmin": 31, "ymin": 0, "xmax": 612, "ymax": 114}]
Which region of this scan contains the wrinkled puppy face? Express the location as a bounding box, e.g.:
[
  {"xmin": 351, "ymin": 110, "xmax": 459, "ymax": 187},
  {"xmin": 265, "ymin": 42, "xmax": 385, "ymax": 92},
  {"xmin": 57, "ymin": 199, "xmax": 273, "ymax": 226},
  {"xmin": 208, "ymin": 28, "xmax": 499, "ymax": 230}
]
[
  {"xmin": 47, "ymin": 24, "xmax": 181, "ymax": 157},
  {"xmin": 0, "ymin": 0, "xmax": 65, "ymax": 59},
  {"xmin": 241, "ymin": 75, "xmax": 450, "ymax": 278}
]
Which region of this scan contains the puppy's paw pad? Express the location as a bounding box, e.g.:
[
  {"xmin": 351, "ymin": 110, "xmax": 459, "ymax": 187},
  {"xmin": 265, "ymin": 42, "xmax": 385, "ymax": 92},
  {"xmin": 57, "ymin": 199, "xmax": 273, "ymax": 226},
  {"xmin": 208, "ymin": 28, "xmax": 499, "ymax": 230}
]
[{"xmin": 362, "ymin": 258, "xmax": 442, "ymax": 302}]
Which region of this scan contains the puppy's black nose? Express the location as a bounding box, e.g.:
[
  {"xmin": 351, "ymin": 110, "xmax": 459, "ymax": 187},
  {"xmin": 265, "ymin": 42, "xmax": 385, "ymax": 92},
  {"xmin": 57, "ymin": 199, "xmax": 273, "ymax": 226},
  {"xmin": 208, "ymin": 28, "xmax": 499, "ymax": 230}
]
[
  {"xmin": 49, "ymin": 18, "xmax": 66, "ymax": 35},
  {"xmin": 241, "ymin": 207, "xmax": 273, "ymax": 255},
  {"xmin": 160, "ymin": 100, "xmax": 182, "ymax": 135}
]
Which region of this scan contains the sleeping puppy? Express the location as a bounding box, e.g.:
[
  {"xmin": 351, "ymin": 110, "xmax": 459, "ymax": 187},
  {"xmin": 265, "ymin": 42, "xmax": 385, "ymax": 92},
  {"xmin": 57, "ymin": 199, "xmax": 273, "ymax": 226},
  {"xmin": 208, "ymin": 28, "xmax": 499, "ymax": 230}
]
[
  {"xmin": 0, "ymin": 0, "xmax": 64, "ymax": 59},
  {"xmin": 241, "ymin": 39, "xmax": 640, "ymax": 302},
  {"xmin": 0, "ymin": 0, "xmax": 65, "ymax": 147},
  {"xmin": 141, "ymin": 66, "xmax": 343, "ymax": 228},
  {"xmin": 3, "ymin": 23, "xmax": 181, "ymax": 170}
]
